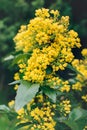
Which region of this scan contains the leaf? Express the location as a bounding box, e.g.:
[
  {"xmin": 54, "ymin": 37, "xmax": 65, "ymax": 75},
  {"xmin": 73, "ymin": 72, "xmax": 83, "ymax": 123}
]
[
  {"xmin": 15, "ymin": 122, "xmax": 32, "ymax": 130},
  {"xmin": 7, "ymin": 112, "xmax": 18, "ymax": 121},
  {"xmin": 12, "ymin": 53, "xmax": 30, "ymax": 65},
  {"xmin": 63, "ymin": 120, "xmax": 79, "ymax": 130},
  {"xmin": 67, "ymin": 64, "xmax": 83, "ymax": 76},
  {"xmin": 41, "ymin": 86, "xmax": 56, "ymax": 103},
  {"xmin": 69, "ymin": 108, "xmax": 87, "ymax": 121},
  {"xmin": 0, "ymin": 105, "xmax": 10, "ymax": 113},
  {"xmin": 0, "ymin": 105, "xmax": 18, "ymax": 120},
  {"xmin": 69, "ymin": 79, "xmax": 76, "ymax": 84},
  {"xmin": 63, "ymin": 118, "xmax": 87, "ymax": 130},
  {"xmin": 9, "ymin": 80, "xmax": 21, "ymax": 85},
  {"xmin": 15, "ymin": 81, "xmax": 40, "ymax": 111},
  {"xmin": 62, "ymin": 108, "xmax": 87, "ymax": 130},
  {"xmin": 4, "ymin": 55, "xmax": 14, "ymax": 61}
]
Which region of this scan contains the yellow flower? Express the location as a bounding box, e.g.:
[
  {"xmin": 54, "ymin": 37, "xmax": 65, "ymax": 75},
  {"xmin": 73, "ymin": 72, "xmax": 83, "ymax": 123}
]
[
  {"xmin": 35, "ymin": 8, "xmax": 50, "ymax": 18},
  {"xmin": 83, "ymin": 126, "xmax": 87, "ymax": 130},
  {"xmin": 13, "ymin": 8, "xmax": 81, "ymax": 84},
  {"xmin": 14, "ymin": 84, "xmax": 18, "ymax": 90},
  {"xmin": 72, "ymin": 82, "xmax": 82, "ymax": 91},
  {"xmin": 82, "ymin": 95, "xmax": 87, "ymax": 102},
  {"xmin": 60, "ymin": 85, "xmax": 70, "ymax": 92},
  {"xmin": 60, "ymin": 99, "xmax": 71, "ymax": 116},
  {"xmin": 8, "ymin": 100, "xmax": 14, "ymax": 108},
  {"xmin": 81, "ymin": 48, "xmax": 87, "ymax": 57},
  {"xmin": 14, "ymin": 73, "xmax": 20, "ymax": 80}
]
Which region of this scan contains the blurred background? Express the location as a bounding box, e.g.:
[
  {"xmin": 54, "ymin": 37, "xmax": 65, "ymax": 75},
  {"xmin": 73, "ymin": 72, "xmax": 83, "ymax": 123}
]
[{"xmin": 0, "ymin": 0, "xmax": 87, "ymax": 128}]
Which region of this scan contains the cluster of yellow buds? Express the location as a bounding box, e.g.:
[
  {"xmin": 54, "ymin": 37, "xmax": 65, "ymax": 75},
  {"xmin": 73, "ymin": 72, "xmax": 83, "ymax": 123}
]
[{"xmin": 60, "ymin": 99, "xmax": 71, "ymax": 116}]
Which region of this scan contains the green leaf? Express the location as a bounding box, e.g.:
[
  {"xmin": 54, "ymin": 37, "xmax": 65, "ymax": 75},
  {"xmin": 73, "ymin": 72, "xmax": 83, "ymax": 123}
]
[
  {"xmin": 9, "ymin": 80, "xmax": 21, "ymax": 85},
  {"xmin": 69, "ymin": 108, "xmax": 87, "ymax": 121},
  {"xmin": 15, "ymin": 122, "xmax": 32, "ymax": 130},
  {"xmin": 41, "ymin": 86, "xmax": 56, "ymax": 103},
  {"xmin": 4, "ymin": 55, "xmax": 14, "ymax": 61},
  {"xmin": 12, "ymin": 53, "xmax": 30, "ymax": 65},
  {"xmin": 15, "ymin": 81, "xmax": 40, "ymax": 111},
  {"xmin": 63, "ymin": 120, "xmax": 79, "ymax": 130},
  {"xmin": 7, "ymin": 112, "xmax": 18, "ymax": 121},
  {"xmin": 69, "ymin": 78, "xmax": 76, "ymax": 84},
  {"xmin": 0, "ymin": 105, "xmax": 18, "ymax": 120},
  {"xmin": 63, "ymin": 118, "xmax": 87, "ymax": 130},
  {"xmin": 62, "ymin": 108, "xmax": 87, "ymax": 130},
  {"xmin": 0, "ymin": 105, "xmax": 10, "ymax": 112},
  {"xmin": 67, "ymin": 64, "xmax": 83, "ymax": 76}
]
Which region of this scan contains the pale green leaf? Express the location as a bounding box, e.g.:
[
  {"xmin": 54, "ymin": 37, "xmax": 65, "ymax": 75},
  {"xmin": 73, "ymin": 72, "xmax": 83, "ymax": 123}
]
[
  {"xmin": 9, "ymin": 80, "xmax": 21, "ymax": 85},
  {"xmin": 15, "ymin": 81, "xmax": 40, "ymax": 111},
  {"xmin": 4, "ymin": 55, "xmax": 14, "ymax": 61},
  {"xmin": 0, "ymin": 105, "xmax": 10, "ymax": 112}
]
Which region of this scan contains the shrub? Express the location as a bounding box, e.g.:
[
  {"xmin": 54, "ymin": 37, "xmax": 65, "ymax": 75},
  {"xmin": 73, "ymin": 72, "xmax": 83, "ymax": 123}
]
[{"xmin": 0, "ymin": 8, "xmax": 87, "ymax": 130}]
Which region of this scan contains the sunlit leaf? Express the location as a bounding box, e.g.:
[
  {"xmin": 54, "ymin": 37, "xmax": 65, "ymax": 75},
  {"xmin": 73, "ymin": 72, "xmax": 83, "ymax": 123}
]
[
  {"xmin": 15, "ymin": 81, "xmax": 40, "ymax": 111},
  {"xmin": 9, "ymin": 80, "xmax": 21, "ymax": 85}
]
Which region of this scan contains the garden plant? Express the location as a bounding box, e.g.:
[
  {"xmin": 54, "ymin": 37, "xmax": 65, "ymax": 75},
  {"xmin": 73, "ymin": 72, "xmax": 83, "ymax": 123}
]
[{"xmin": 0, "ymin": 8, "xmax": 87, "ymax": 130}]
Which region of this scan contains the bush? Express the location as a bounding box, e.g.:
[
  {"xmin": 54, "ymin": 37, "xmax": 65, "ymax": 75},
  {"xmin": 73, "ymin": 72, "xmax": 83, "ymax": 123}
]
[{"xmin": 0, "ymin": 8, "xmax": 87, "ymax": 130}]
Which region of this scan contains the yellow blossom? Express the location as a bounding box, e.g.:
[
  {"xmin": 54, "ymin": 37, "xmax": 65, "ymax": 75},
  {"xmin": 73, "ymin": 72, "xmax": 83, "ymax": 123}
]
[
  {"xmin": 81, "ymin": 48, "xmax": 87, "ymax": 57},
  {"xmin": 8, "ymin": 100, "xmax": 14, "ymax": 108},
  {"xmin": 82, "ymin": 95, "xmax": 87, "ymax": 102},
  {"xmin": 60, "ymin": 99, "xmax": 71, "ymax": 116}
]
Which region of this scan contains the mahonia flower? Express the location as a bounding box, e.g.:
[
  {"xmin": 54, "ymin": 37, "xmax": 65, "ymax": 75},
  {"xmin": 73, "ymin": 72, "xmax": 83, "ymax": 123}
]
[
  {"xmin": 82, "ymin": 95, "xmax": 87, "ymax": 102},
  {"xmin": 81, "ymin": 48, "xmax": 87, "ymax": 57},
  {"xmin": 60, "ymin": 99, "xmax": 71, "ymax": 116},
  {"xmin": 13, "ymin": 8, "xmax": 81, "ymax": 85},
  {"xmin": 8, "ymin": 100, "xmax": 15, "ymax": 109},
  {"xmin": 72, "ymin": 50, "xmax": 87, "ymax": 91},
  {"xmin": 14, "ymin": 73, "xmax": 20, "ymax": 80}
]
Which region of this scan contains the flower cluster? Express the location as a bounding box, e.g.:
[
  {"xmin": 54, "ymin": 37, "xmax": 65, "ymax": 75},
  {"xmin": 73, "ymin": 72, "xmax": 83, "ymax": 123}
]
[
  {"xmin": 60, "ymin": 99, "xmax": 71, "ymax": 116},
  {"xmin": 14, "ymin": 8, "xmax": 81, "ymax": 84}
]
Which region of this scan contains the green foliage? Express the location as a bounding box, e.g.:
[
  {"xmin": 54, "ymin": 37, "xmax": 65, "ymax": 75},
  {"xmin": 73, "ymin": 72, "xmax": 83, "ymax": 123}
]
[
  {"xmin": 0, "ymin": 105, "xmax": 18, "ymax": 120},
  {"xmin": 69, "ymin": 108, "xmax": 87, "ymax": 121},
  {"xmin": 0, "ymin": 114, "xmax": 15, "ymax": 130},
  {"xmin": 15, "ymin": 81, "xmax": 40, "ymax": 110},
  {"xmin": 15, "ymin": 122, "xmax": 32, "ymax": 130},
  {"xmin": 41, "ymin": 86, "xmax": 57, "ymax": 103},
  {"xmin": 0, "ymin": 105, "xmax": 17, "ymax": 130},
  {"xmin": 62, "ymin": 108, "xmax": 87, "ymax": 130}
]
